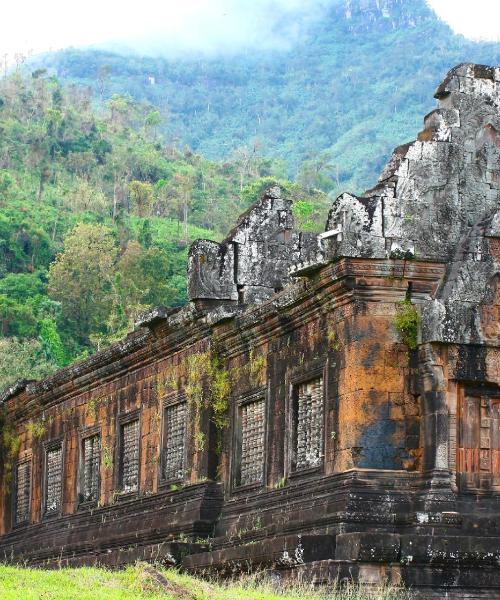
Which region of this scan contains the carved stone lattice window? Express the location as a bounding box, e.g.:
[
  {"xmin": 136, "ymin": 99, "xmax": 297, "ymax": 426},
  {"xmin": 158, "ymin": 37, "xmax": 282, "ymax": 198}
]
[
  {"xmin": 45, "ymin": 445, "xmax": 63, "ymax": 514},
  {"xmin": 238, "ymin": 398, "xmax": 265, "ymax": 487},
  {"xmin": 120, "ymin": 420, "xmax": 139, "ymax": 493},
  {"xmin": 293, "ymin": 377, "xmax": 324, "ymax": 471},
  {"xmin": 15, "ymin": 461, "xmax": 31, "ymax": 524},
  {"xmin": 162, "ymin": 402, "xmax": 187, "ymax": 481},
  {"xmin": 82, "ymin": 435, "xmax": 100, "ymax": 503}
]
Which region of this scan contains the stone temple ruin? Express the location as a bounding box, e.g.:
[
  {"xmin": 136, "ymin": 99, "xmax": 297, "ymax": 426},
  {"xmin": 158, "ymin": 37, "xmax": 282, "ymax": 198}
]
[{"xmin": 0, "ymin": 64, "xmax": 499, "ymax": 599}]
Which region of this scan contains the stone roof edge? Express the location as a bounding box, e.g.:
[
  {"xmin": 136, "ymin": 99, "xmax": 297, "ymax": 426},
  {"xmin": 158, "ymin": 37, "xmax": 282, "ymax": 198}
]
[
  {"xmin": 0, "ymin": 328, "xmax": 151, "ymax": 405},
  {"xmin": 0, "ymin": 301, "xmax": 246, "ymax": 406},
  {"xmin": 0, "ymin": 379, "xmax": 36, "ymax": 404}
]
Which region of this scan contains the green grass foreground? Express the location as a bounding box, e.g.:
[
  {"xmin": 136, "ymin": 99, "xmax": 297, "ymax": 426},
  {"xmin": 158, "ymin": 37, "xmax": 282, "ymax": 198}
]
[{"xmin": 0, "ymin": 563, "xmax": 412, "ymax": 600}]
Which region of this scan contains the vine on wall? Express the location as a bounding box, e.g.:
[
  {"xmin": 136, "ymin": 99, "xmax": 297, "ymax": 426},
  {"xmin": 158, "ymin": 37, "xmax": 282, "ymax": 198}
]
[
  {"xmin": 1, "ymin": 394, "xmax": 53, "ymax": 484},
  {"xmin": 184, "ymin": 350, "xmax": 232, "ymax": 453},
  {"xmin": 86, "ymin": 395, "xmax": 110, "ymax": 419},
  {"xmin": 248, "ymin": 348, "xmax": 266, "ymax": 387},
  {"xmin": 1, "ymin": 419, "xmax": 21, "ymax": 485},
  {"xmin": 156, "ymin": 364, "xmax": 179, "ymax": 400},
  {"xmin": 155, "ymin": 344, "xmax": 268, "ymax": 468}
]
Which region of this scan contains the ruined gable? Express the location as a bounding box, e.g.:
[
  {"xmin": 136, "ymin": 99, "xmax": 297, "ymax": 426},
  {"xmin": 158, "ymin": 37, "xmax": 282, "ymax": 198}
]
[
  {"xmin": 325, "ymin": 64, "xmax": 500, "ymax": 263},
  {"xmin": 188, "ymin": 186, "xmax": 295, "ymax": 306}
]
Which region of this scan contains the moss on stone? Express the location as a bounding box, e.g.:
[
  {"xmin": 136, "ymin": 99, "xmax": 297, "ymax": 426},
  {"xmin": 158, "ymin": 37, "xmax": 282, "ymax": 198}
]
[
  {"xmin": 1, "ymin": 425, "xmax": 21, "ymax": 483},
  {"xmin": 394, "ymin": 300, "xmax": 419, "ymax": 350},
  {"xmin": 27, "ymin": 419, "xmax": 47, "ymax": 439},
  {"xmin": 248, "ymin": 349, "xmax": 266, "ymax": 387}
]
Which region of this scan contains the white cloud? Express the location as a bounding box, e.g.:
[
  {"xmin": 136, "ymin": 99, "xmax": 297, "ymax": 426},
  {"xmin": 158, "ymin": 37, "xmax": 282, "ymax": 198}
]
[
  {"xmin": 109, "ymin": 0, "xmax": 334, "ymax": 56},
  {"xmin": 0, "ymin": 0, "xmax": 331, "ymax": 59},
  {"xmin": 1, "ymin": 0, "xmax": 499, "ymax": 60},
  {"xmin": 427, "ymin": 0, "xmax": 500, "ymax": 41}
]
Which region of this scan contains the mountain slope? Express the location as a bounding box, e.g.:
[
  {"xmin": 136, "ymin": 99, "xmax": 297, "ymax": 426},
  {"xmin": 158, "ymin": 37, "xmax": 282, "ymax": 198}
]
[
  {"xmin": 0, "ymin": 71, "xmax": 330, "ymax": 388},
  {"xmin": 33, "ymin": 0, "xmax": 500, "ymax": 192}
]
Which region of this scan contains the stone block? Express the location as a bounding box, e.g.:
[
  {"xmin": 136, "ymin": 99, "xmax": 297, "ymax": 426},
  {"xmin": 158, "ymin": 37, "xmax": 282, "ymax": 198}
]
[{"xmin": 335, "ymin": 532, "xmax": 400, "ymax": 562}]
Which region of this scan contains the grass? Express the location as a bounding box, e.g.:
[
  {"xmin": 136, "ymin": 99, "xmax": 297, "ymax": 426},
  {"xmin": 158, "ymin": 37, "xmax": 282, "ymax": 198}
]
[{"xmin": 0, "ymin": 563, "xmax": 412, "ymax": 600}]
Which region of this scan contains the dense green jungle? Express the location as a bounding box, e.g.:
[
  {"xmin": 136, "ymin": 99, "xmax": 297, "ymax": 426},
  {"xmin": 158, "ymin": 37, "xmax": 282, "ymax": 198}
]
[
  {"xmin": 0, "ymin": 72, "xmax": 329, "ymax": 388},
  {"xmin": 2, "ymin": 0, "xmax": 500, "ymax": 388}
]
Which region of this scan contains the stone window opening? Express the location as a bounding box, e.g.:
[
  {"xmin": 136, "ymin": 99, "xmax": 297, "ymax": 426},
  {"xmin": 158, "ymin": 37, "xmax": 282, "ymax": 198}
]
[
  {"xmin": 291, "ymin": 377, "xmax": 324, "ymax": 472},
  {"xmin": 119, "ymin": 419, "xmax": 140, "ymax": 494},
  {"xmin": 14, "ymin": 460, "xmax": 31, "ymax": 525},
  {"xmin": 234, "ymin": 396, "xmax": 266, "ymax": 489},
  {"xmin": 80, "ymin": 434, "xmax": 100, "ymax": 504},
  {"xmin": 161, "ymin": 401, "xmax": 187, "ymax": 483},
  {"xmin": 44, "ymin": 444, "xmax": 63, "ymax": 515}
]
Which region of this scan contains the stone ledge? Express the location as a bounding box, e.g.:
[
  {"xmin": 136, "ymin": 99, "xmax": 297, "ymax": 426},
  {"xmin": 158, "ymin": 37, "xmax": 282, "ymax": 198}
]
[{"xmin": 183, "ymin": 534, "xmax": 336, "ymax": 573}]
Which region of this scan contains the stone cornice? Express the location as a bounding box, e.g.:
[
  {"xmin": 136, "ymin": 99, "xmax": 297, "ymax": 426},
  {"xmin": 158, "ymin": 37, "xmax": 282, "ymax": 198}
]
[{"xmin": 212, "ymin": 257, "xmax": 446, "ymax": 357}]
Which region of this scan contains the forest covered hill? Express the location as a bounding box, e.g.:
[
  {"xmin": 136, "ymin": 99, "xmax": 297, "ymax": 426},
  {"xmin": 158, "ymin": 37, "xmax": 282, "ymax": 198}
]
[
  {"xmin": 0, "ymin": 72, "xmax": 328, "ymax": 388},
  {"xmin": 33, "ymin": 0, "xmax": 500, "ymax": 192}
]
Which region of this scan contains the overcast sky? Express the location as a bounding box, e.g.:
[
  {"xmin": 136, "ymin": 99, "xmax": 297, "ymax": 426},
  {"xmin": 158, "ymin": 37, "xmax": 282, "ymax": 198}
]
[{"xmin": 1, "ymin": 0, "xmax": 499, "ymax": 59}]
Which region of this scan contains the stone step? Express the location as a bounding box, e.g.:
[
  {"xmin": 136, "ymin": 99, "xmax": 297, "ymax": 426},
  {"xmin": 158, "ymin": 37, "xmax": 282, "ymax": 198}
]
[{"xmin": 182, "ymin": 533, "xmax": 336, "ymax": 573}]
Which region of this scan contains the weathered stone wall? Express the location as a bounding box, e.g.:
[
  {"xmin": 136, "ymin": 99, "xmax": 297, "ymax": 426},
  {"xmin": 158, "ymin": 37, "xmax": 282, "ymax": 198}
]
[{"xmin": 0, "ymin": 64, "xmax": 498, "ymax": 599}]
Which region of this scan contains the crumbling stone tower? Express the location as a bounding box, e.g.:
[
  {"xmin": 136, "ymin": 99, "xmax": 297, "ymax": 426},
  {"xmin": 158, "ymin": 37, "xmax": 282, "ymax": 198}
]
[{"xmin": 0, "ymin": 64, "xmax": 498, "ymax": 599}]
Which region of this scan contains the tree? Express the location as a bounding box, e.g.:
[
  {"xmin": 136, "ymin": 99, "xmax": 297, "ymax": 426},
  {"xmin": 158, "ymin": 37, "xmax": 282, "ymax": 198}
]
[
  {"xmin": 96, "ymin": 64, "xmax": 110, "ymax": 102},
  {"xmin": 158, "ymin": 170, "xmax": 196, "ymax": 243},
  {"xmin": 292, "ymin": 200, "xmax": 317, "ymax": 232},
  {"xmin": 38, "ymin": 317, "xmax": 67, "ymax": 366},
  {"xmin": 67, "ymin": 179, "xmax": 109, "ymax": 215},
  {"xmin": 176, "ymin": 172, "xmax": 195, "ymax": 244},
  {"xmin": 123, "ymin": 242, "xmax": 170, "ymax": 301},
  {"xmin": 231, "ymin": 143, "xmax": 261, "ymax": 192},
  {"xmin": 107, "ymin": 94, "xmax": 134, "ymax": 130},
  {"xmin": 129, "ymin": 180, "xmax": 155, "ymax": 218},
  {"xmin": 0, "ymin": 295, "xmax": 37, "ymax": 337},
  {"xmin": 296, "ymin": 152, "xmax": 337, "ymax": 193},
  {"xmin": 0, "ymin": 272, "xmax": 47, "ymax": 303},
  {"xmin": 0, "ymin": 170, "xmax": 20, "ymax": 204},
  {"xmin": 108, "ymin": 242, "xmax": 172, "ymax": 339},
  {"xmin": 48, "ymin": 224, "xmax": 118, "ymax": 343},
  {"xmin": 0, "ymin": 337, "xmax": 58, "ymax": 390},
  {"xmin": 144, "ymin": 110, "xmax": 162, "ymax": 139}
]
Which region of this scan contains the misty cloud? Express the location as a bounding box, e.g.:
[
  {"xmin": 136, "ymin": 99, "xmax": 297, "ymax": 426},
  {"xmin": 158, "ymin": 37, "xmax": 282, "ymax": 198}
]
[
  {"xmin": 98, "ymin": 0, "xmax": 336, "ymax": 57},
  {"xmin": 3, "ymin": 0, "xmax": 500, "ymax": 61}
]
